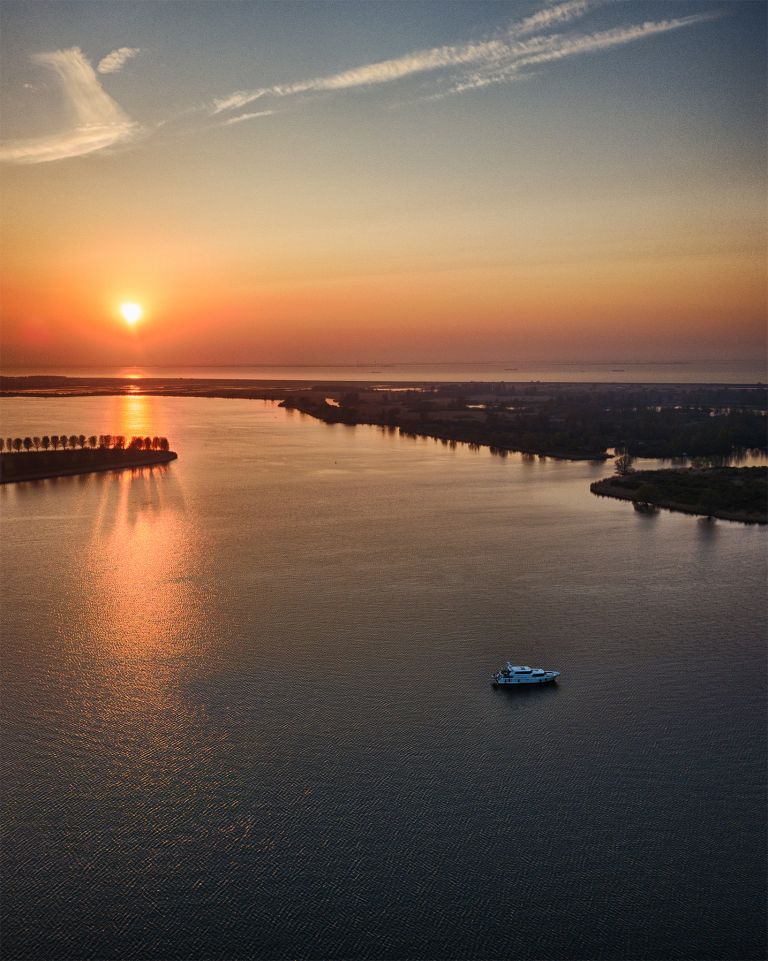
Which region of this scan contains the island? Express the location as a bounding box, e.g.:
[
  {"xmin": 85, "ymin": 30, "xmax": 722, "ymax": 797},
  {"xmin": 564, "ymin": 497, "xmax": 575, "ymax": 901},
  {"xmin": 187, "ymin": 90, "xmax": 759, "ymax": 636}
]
[
  {"xmin": 0, "ymin": 434, "xmax": 177, "ymax": 484},
  {"xmin": 590, "ymin": 467, "xmax": 767, "ymax": 524}
]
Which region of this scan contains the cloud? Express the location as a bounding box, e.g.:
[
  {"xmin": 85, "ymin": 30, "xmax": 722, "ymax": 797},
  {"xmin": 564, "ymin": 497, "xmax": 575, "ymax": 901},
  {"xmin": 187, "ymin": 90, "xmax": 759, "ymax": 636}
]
[
  {"xmin": 221, "ymin": 110, "xmax": 275, "ymax": 126},
  {"xmin": 451, "ymin": 13, "xmax": 719, "ymax": 94},
  {"xmin": 513, "ymin": 0, "xmax": 598, "ymax": 37},
  {"xmin": 0, "ymin": 3, "xmax": 721, "ymax": 163},
  {"xmin": 0, "ymin": 47, "xmax": 139, "ymax": 164},
  {"xmin": 211, "ymin": 1, "xmax": 717, "ymax": 113},
  {"xmin": 212, "ymin": 37, "xmax": 510, "ymax": 113},
  {"xmin": 97, "ymin": 46, "xmax": 140, "ymax": 74}
]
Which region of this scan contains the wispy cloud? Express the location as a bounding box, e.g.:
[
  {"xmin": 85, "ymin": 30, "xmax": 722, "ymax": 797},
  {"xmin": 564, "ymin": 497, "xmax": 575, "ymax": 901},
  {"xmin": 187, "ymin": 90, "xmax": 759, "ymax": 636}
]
[
  {"xmin": 97, "ymin": 46, "xmax": 140, "ymax": 74},
  {"xmin": 514, "ymin": 0, "xmax": 597, "ymax": 37},
  {"xmin": 450, "ymin": 14, "xmax": 719, "ymax": 94},
  {"xmin": 0, "ymin": 47, "xmax": 139, "ymax": 164},
  {"xmin": 0, "ymin": 3, "xmax": 720, "ymax": 164},
  {"xmin": 212, "ymin": 37, "xmax": 510, "ymax": 113},
  {"xmin": 212, "ymin": 1, "xmax": 717, "ymax": 113},
  {"xmin": 221, "ymin": 109, "xmax": 275, "ymax": 126},
  {"xmin": 211, "ymin": 0, "xmax": 594, "ymax": 113}
]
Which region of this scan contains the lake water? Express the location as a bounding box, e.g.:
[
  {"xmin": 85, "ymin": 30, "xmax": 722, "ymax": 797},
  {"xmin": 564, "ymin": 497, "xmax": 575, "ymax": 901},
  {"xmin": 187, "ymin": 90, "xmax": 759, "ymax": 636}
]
[{"xmin": 1, "ymin": 397, "xmax": 766, "ymax": 960}]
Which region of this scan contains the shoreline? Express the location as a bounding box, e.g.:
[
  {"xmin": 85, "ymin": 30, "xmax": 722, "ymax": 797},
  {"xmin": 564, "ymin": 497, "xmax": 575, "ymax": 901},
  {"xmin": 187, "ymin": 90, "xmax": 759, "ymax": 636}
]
[
  {"xmin": 590, "ymin": 476, "xmax": 767, "ymax": 525},
  {"xmin": 0, "ymin": 450, "xmax": 178, "ymax": 485},
  {"xmin": 284, "ymin": 397, "xmax": 608, "ymax": 461},
  {"xmin": 3, "ymin": 376, "xmax": 765, "ymax": 464}
]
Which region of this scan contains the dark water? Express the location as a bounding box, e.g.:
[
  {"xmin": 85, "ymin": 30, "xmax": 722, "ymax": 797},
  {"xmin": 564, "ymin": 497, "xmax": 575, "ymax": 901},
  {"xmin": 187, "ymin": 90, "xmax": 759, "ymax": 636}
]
[{"xmin": 1, "ymin": 398, "xmax": 766, "ymax": 961}]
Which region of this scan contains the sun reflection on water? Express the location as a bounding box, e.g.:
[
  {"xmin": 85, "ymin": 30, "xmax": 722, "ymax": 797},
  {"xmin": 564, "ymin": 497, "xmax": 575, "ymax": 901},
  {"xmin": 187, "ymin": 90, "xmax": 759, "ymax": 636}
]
[
  {"xmin": 63, "ymin": 456, "xmax": 225, "ymax": 807},
  {"xmin": 112, "ymin": 392, "xmax": 156, "ymax": 439}
]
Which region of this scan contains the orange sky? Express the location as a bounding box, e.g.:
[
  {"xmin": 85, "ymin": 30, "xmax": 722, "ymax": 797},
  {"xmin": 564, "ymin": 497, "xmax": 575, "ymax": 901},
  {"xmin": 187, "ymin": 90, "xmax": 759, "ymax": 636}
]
[{"xmin": 1, "ymin": 1, "xmax": 765, "ymax": 367}]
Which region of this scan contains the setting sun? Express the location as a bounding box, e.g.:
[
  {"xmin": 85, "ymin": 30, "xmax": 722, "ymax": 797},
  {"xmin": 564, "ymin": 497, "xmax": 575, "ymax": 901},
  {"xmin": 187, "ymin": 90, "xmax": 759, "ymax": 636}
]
[{"xmin": 120, "ymin": 302, "xmax": 143, "ymax": 326}]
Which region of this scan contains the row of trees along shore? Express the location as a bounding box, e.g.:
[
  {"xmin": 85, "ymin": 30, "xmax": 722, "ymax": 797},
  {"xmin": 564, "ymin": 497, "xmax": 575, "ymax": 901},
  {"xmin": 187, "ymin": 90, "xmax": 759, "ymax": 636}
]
[{"xmin": 1, "ymin": 435, "xmax": 170, "ymax": 453}]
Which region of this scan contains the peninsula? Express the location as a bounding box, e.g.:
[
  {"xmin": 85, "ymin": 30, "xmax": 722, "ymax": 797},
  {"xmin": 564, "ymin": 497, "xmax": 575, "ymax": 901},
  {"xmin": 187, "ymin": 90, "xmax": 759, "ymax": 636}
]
[
  {"xmin": 0, "ymin": 434, "xmax": 176, "ymax": 484},
  {"xmin": 591, "ymin": 467, "xmax": 767, "ymax": 524}
]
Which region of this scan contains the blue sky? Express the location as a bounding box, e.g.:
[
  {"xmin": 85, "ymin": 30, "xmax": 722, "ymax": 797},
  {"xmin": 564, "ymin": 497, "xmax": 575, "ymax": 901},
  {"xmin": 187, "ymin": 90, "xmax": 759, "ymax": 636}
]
[{"xmin": 2, "ymin": 1, "xmax": 763, "ymax": 152}]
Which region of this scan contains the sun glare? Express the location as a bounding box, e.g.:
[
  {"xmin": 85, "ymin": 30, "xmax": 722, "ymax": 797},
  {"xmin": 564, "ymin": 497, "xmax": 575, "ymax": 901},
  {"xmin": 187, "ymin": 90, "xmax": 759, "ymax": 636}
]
[{"xmin": 120, "ymin": 302, "xmax": 143, "ymax": 326}]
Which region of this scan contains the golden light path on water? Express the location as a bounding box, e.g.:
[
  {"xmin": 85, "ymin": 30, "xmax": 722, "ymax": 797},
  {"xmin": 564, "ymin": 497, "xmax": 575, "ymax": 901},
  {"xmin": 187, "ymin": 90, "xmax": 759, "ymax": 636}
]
[
  {"xmin": 116, "ymin": 392, "xmax": 157, "ymax": 438},
  {"xmin": 63, "ymin": 394, "xmax": 232, "ymax": 811}
]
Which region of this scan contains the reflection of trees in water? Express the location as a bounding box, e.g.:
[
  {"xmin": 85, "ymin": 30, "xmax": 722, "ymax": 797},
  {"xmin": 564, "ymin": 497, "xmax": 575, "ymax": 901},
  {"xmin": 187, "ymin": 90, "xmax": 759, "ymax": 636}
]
[
  {"xmin": 1, "ymin": 463, "xmax": 176, "ymax": 515},
  {"xmin": 90, "ymin": 463, "xmax": 184, "ymax": 536},
  {"xmin": 696, "ymin": 515, "xmax": 720, "ymax": 541}
]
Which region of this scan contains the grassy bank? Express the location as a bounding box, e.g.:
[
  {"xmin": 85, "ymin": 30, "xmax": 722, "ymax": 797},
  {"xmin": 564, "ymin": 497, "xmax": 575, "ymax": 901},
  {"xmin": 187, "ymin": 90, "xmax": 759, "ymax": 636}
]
[
  {"xmin": 1, "ymin": 448, "xmax": 177, "ymax": 484},
  {"xmin": 591, "ymin": 467, "xmax": 767, "ymax": 524}
]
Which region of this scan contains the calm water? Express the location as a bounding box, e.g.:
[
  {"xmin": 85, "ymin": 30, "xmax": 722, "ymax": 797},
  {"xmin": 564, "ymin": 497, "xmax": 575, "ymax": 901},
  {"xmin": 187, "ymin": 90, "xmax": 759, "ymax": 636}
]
[
  {"xmin": 2, "ymin": 358, "xmax": 766, "ymax": 383},
  {"xmin": 1, "ymin": 397, "xmax": 766, "ymax": 961}
]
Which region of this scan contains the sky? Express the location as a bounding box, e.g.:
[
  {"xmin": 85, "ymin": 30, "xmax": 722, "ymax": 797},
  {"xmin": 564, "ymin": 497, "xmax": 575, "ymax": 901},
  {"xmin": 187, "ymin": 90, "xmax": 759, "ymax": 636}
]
[{"xmin": 0, "ymin": 0, "xmax": 765, "ymax": 368}]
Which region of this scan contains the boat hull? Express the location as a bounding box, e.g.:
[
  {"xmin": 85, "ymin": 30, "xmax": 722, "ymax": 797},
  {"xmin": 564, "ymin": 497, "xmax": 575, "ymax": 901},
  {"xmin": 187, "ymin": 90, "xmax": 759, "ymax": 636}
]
[{"xmin": 492, "ymin": 675, "xmax": 558, "ymax": 687}]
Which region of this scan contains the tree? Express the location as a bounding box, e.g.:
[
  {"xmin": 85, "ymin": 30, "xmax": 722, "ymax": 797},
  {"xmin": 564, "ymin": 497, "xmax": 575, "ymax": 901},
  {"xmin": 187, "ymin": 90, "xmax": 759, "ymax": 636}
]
[
  {"xmin": 23, "ymin": 437, "xmax": 32, "ymax": 452},
  {"xmin": 88, "ymin": 436, "xmax": 97, "ymax": 449},
  {"xmin": 144, "ymin": 437, "xmax": 152, "ymax": 450},
  {"xmin": 51, "ymin": 435, "xmax": 60, "ymax": 450},
  {"xmin": 41, "ymin": 436, "xmax": 50, "ymax": 451},
  {"xmin": 33, "ymin": 437, "xmax": 41, "ymax": 450},
  {"xmin": 697, "ymin": 488, "xmax": 719, "ymax": 518},
  {"xmin": 635, "ymin": 483, "xmax": 660, "ymax": 505},
  {"xmin": 614, "ymin": 452, "xmax": 634, "ymax": 476},
  {"xmin": 69, "ymin": 435, "xmax": 77, "ymax": 449},
  {"xmin": 78, "ymin": 435, "xmax": 86, "ymax": 449},
  {"xmin": 60, "ymin": 435, "xmax": 68, "ymax": 450},
  {"xmin": 159, "ymin": 437, "xmax": 169, "ymax": 451},
  {"xmin": 12, "ymin": 438, "xmax": 22, "ymax": 452},
  {"xmin": 0, "ymin": 439, "xmax": 4, "ymax": 452},
  {"xmin": 114, "ymin": 436, "xmax": 125, "ymax": 449}
]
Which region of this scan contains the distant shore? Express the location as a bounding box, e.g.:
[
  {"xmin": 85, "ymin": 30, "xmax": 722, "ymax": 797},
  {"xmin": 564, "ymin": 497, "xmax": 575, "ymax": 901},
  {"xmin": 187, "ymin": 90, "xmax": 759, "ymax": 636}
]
[
  {"xmin": 280, "ymin": 394, "xmax": 608, "ymax": 460},
  {"xmin": 2, "ymin": 375, "xmax": 766, "ymax": 464},
  {"xmin": 1, "ymin": 449, "xmax": 177, "ymax": 484},
  {"xmin": 2, "ymin": 374, "xmax": 767, "ymax": 397},
  {"xmin": 591, "ymin": 469, "xmax": 767, "ymax": 524}
]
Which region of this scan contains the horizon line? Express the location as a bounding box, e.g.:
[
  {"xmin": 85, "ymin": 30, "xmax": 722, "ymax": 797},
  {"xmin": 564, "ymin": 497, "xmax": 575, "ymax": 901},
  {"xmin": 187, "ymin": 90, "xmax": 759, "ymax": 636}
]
[{"xmin": 1, "ymin": 359, "xmax": 763, "ymax": 370}]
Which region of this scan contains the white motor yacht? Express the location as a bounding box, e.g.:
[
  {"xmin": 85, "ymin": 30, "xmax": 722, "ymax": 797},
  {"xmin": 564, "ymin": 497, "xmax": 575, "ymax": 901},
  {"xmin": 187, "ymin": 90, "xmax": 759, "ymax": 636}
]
[{"xmin": 492, "ymin": 663, "xmax": 560, "ymax": 686}]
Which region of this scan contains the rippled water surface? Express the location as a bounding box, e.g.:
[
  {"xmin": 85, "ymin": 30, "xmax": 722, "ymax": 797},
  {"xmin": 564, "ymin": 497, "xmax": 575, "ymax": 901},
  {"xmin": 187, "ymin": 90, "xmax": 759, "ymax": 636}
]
[{"xmin": 1, "ymin": 397, "xmax": 766, "ymax": 960}]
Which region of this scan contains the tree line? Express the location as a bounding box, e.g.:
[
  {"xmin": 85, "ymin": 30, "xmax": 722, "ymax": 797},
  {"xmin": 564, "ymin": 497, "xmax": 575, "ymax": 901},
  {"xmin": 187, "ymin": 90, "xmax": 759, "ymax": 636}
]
[
  {"xmin": 1, "ymin": 435, "xmax": 170, "ymax": 453},
  {"xmin": 326, "ymin": 391, "xmax": 767, "ymax": 460}
]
